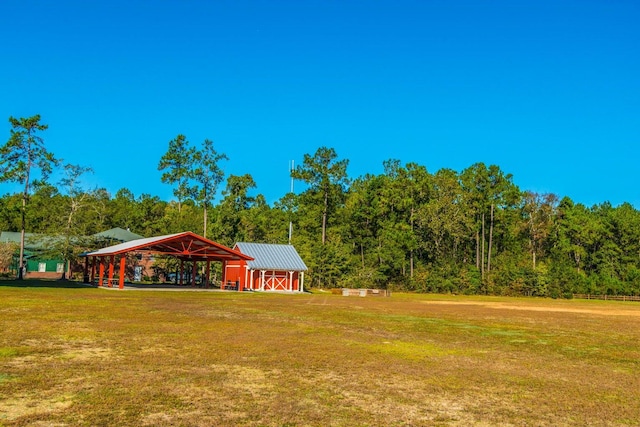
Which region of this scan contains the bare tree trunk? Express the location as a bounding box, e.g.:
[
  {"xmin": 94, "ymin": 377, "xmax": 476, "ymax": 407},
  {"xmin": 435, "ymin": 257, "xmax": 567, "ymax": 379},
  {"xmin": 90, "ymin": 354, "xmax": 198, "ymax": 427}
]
[
  {"xmin": 410, "ymin": 207, "xmax": 414, "ymax": 278},
  {"xmin": 322, "ymin": 190, "xmax": 328, "ymax": 245},
  {"xmin": 203, "ymin": 204, "xmax": 208, "ymax": 239},
  {"xmin": 481, "ymin": 212, "xmax": 485, "ymax": 279},
  {"xmin": 453, "ymin": 239, "xmax": 458, "ymax": 262},
  {"xmin": 18, "ymin": 221, "xmax": 25, "ymax": 279},
  {"xmin": 487, "ymin": 204, "xmax": 494, "ymax": 273},
  {"xmin": 533, "ymin": 250, "xmax": 536, "ymax": 270},
  {"xmin": 475, "ymin": 228, "xmax": 480, "ymax": 270},
  {"xmin": 18, "ymin": 163, "xmax": 32, "ymax": 280},
  {"xmin": 202, "ymin": 184, "xmax": 209, "ymax": 238},
  {"xmin": 410, "ymin": 251, "xmax": 414, "ymax": 278}
]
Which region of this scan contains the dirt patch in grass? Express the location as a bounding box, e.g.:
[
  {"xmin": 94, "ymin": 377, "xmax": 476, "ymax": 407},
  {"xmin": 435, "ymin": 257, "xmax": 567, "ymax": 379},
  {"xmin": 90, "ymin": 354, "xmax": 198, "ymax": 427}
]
[
  {"xmin": 422, "ymin": 299, "xmax": 640, "ymax": 317},
  {"xmin": 0, "ymin": 393, "xmax": 74, "ymax": 423}
]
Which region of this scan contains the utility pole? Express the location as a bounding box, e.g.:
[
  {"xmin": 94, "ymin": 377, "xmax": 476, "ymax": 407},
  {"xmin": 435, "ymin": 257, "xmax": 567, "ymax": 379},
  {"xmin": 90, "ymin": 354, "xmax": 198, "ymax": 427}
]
[{"xmin": 289, "ymin": 160, "xmax": 294, "ymax": 244}]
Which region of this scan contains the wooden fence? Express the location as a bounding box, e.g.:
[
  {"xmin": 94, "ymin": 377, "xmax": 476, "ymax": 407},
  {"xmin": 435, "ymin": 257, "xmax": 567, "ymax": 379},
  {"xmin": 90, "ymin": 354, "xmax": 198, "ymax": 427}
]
[{"xmin": 573, "ymin": 294, "xmax": 640, "ymax": 302}]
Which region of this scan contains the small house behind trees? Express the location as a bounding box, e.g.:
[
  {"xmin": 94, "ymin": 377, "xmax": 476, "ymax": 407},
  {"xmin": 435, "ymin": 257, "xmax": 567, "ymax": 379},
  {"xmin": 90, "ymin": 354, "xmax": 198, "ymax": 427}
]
[
  {"xmin": 0, "ymin": 227, "xmax": 143, "ymax": 279},
  {"xmin": 0, "ymin": 231, "xmax": 66, "ymax": 278}
]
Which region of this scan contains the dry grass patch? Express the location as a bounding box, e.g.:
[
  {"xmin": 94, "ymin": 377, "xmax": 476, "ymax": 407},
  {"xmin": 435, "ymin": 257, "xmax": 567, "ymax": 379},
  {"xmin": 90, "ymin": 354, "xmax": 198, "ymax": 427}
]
[{"xmin": 1, "ymin": 284, "xmax": 639, "ymax": 426}]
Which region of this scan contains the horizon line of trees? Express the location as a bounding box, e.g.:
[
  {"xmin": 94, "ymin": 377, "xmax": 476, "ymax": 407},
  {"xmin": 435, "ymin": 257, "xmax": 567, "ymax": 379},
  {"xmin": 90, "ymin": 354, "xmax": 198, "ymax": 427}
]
[{"xmin": 2, "ymin": 114, "xmax": 640, "ymax": 297}]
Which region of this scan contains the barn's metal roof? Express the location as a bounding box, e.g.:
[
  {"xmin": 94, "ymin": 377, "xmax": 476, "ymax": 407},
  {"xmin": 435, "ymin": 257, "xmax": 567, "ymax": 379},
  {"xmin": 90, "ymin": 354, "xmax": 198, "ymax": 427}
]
[{"xmin": 234, "ymin": 242, "xmax": 307, "ymax": 271}]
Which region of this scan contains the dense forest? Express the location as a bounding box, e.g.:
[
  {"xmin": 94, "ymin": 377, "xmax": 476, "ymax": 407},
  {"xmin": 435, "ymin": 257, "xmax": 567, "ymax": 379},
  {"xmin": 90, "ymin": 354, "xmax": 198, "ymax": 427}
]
[{"xmin": 2, "ymin": 116, "xmax": 640, "ymax": 296}]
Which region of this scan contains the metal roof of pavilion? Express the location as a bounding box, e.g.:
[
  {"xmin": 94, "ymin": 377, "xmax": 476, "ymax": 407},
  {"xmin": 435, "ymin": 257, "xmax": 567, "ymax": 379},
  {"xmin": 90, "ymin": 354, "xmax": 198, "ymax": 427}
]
[
  {"xmin": 93, "ymin": 227, "xmax": 144, "ymax": 242},
  {"xmin": 234, "ymin": 242, "xmax": 307, "ymax": 271},
  {"xmin": 83, "ymin": 232, "xmax": 253, "ymax": 262},
  {"xmin": 1, "ymin": 231, "xmax": 37, "ymax": 247},
  {"xmin": 0, "ymin": 231, "xmax": 63, "ymax": 250}
]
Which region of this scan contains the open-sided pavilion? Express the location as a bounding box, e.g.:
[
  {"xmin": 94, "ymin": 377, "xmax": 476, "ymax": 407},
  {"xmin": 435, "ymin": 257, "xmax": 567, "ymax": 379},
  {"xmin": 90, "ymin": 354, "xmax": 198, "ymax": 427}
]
[{"xmin": 81, "ymin": 231, "xmax": 253, "ymax": 289}]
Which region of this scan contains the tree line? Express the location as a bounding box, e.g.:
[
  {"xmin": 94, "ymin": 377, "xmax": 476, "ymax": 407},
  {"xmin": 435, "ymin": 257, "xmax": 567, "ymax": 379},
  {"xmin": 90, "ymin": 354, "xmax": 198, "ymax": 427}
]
[{"xmin": 2, "ymin": 114, "xmax": 640, "ymax": 296}]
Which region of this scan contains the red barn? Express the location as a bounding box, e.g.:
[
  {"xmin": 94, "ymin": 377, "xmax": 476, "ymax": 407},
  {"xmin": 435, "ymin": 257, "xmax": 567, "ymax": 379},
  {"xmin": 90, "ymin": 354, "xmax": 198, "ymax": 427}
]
[{"xmin": 225, "ymin": 242, "xmax": 307, "ymax": 292}]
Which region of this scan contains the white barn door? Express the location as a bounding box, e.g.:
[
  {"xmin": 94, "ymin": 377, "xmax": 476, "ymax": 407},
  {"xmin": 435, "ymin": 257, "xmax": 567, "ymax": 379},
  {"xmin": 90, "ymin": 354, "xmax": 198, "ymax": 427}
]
[{"xmin": 264, "ymin": 271, "xmax": 288, "ymax": 291}]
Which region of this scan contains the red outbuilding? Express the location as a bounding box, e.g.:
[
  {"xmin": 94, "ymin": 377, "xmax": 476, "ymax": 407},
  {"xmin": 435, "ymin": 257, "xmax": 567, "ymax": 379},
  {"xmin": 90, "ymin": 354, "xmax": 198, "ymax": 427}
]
[
  {"xmin": 81, "ymin": 232, "xmax": 307, "ymax": 292},
  {"xmin": 224, "ymin": 242, "xmax": 307, "ymax": 292}
]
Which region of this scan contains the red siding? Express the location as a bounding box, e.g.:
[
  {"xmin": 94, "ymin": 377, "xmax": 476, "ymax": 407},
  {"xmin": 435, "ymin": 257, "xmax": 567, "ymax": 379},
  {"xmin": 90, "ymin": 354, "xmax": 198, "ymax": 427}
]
[{"xmin": 224, "ymin": 260, "xmax": 302, "ymax": 291}]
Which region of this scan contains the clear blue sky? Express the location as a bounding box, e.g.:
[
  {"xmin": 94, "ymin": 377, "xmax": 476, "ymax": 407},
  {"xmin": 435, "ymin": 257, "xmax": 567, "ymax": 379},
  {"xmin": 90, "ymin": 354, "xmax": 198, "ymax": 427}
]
[{"xmin": 1, "ymin": 0, "xmax": 638, "ymax": 207}]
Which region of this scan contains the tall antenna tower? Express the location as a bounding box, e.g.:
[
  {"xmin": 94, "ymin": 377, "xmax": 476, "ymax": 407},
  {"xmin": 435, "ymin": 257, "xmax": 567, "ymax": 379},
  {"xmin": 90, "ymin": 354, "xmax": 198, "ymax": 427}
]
[{"xmin": 288, "ymin": 160, "xmax": 294, "ymax": 244}]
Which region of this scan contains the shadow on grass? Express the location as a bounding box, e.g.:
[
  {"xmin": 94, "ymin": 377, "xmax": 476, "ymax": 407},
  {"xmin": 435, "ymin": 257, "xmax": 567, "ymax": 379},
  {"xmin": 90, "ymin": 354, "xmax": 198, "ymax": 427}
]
[{"xmin": 0, "ymin": 278, "xmax": 95, "ymax": 289}]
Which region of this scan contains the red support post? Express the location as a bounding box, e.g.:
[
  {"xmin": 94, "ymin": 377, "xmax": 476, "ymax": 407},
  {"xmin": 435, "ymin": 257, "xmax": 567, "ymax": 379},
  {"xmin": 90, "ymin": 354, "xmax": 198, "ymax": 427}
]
[
  {"xmin": 118, "ymin": 256, "xmax": 126, "ymax": 289},
  {"xmin": 179, "ymin": 260, "xmax": 184, "ymax": 286},
  {"xmin": 191, "ymin": 261, "xmax": 197, "ymax": 287},
  {"xmin": 90, "ymin": 257, "xmax": 96, "ymax": 283},
  {"xmin": 108, "ymin": 256, "xmax": 115, "ymax": 287},
  {"xmin": 205, "ymin": 261, "xmax": 211, "ymax": 288},
  {"xmin": 83, "ymin": 257, "xmax": 89, "ymax": 283},
  {"xmin": 221, "ymin": 261, "xmax": 227, "ymax": 288},
  {"xmin": 239, "ymin": 265, "xmax": 245, "ymax": 292},
  {"xmin": 98, "ymin": 258, "xmax": 105, "ymax": 287}
]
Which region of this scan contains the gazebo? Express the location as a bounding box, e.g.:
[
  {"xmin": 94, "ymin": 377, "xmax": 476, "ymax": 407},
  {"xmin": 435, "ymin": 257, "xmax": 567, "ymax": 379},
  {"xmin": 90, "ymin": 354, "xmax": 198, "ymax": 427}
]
[{"xmin": 81, "ymin": 231, "xmax": 253, "ymax": 289}]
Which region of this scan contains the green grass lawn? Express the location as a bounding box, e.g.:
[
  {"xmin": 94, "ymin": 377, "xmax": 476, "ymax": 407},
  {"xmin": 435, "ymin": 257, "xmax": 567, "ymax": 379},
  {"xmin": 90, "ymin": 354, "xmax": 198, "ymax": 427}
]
[{"xmin": 1, "ymin": 280, "xmax": 639, "ymax": 426}]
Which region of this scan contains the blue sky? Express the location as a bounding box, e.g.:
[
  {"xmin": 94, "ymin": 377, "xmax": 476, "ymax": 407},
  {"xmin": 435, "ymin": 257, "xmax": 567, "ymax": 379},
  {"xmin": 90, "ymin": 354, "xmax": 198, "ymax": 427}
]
[{"xmin": 1, "ymin": 0, "xmax": 638, "ymax": 207}]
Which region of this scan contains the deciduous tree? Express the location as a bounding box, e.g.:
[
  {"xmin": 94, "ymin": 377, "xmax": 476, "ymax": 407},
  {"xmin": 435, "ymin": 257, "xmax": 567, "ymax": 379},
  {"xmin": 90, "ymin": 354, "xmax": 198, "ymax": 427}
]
[
  {"xmin": 192, "ymin": 139, "xmax": 227, "ymax": 238},
  {"xmin": 292, "ymin": 147, "xmax": 349, "ymax": 245},
  {"xmin": 55, "ymin": 163, "xmax": 94, "ymax": 279},
  {"xmin": 418, "ymin": 168, "xmax": 473, "ymax": 264},
  {"xmin": 158, "ymin": 134, "xmax": 196, "ymax": 214},
  {"xmin": 521, "ymin": 192, "xmax": 558, "ymax": 269},
  {"xmin": 0, "ymin": 115, "xmax": 57, "ymax": 279},
  {"xmin": 461, "ymin": 163, "xmax": 519, "ymax": 280},
  {"xmin": 214, "ymin": 174, "xmax": 257, "ymax": 245}
]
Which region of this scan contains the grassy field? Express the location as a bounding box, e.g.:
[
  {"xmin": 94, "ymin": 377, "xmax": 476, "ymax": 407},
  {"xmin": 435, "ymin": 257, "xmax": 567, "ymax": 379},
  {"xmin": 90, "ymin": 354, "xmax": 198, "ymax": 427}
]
[{"xmin": 1, "ymin": 280, "xmax": 639, "ymax": 426}]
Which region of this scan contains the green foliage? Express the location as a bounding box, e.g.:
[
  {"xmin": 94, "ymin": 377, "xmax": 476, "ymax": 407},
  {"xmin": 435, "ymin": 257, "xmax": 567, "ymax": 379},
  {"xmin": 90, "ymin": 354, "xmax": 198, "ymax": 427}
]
[
  {"xmin": 158, "ymin": 135, "xmax": 229, "ymax": 239},
  {"xmin": 214, "ymin": 174, "xmax": 257, "ymax": 246},
  {"xmin": 3, "ymin": 124, "xmax": 640, "ymax": 297},
  {"xmin": 0, "ymin": 115, "xmax": 56, "ymax": 185},
  {"xmin": 0, "ymin": 242, "xmax": 18, "ymax": 271},
  {"xmin": 1, "ymin": 115, "xmax": 58, "ymax": 279},
  {"xmin": 158, "ymin": 134, "xmax": 197, "ymax": 210},
  {"xmin": 292, "ymin": 146, "xmax": 349, "ymax": 245},
  {"xmin": 191, "ymin": 138, "xmax": 228, "ymax": 238}
]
